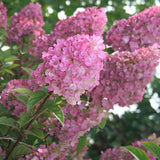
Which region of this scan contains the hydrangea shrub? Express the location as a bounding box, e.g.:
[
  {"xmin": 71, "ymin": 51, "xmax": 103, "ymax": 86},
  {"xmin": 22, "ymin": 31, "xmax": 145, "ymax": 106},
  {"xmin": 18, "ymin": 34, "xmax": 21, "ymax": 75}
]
[{"xmin": 0, "ymin": 2, "xmax": 160, "ymax": 160}]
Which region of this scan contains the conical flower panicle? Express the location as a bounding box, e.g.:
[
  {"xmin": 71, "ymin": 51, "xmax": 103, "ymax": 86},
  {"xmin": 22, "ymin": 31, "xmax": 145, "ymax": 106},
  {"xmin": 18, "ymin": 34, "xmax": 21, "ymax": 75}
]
[
  {"xmin": 91, "ymin": 44, "xmax": 160, "ymax": 108},
  {"xmin": 106, "ymin": 6, "xmax": 160, "ymax": 51},
  {"xmin": 32, "ymin": 34, "xmax": 107, "ymax": 105}
]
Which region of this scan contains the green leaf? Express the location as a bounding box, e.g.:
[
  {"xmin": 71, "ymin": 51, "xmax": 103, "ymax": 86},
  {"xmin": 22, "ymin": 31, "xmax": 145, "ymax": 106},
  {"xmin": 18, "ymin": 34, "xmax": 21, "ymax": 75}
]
[
  {"xmin": 96, "ymin": 117, "xmax": 108, "ymax": 133},
  {"xmin": 45, "ymin": 100, "xmax": 64, "ymax": 126},
  {"xmin": 21, "ymin": 67, "xmax": 31, "ymax": 74},
  {"xmin": 15, "ymin": 94, "xmax": 29, "ymax": 105},
  {"xmin": 22, "ymin": 60, "xmax": 34, "ymax": 67},
  {"xmin": 4, "ymin": 56, "xmax": 19, "ymax": 62},
  {"xmin": 0, "ymin": 117, "xmax": 18, "ymax": 129},
  {"xmin": 0, "ymin": 49, "xmax": 10, "ymax": 59},
  {"xmin": 1, "ymin": 68, "xmax": 14, "ymax": 75},
  {"xmin": 51, "ymin": 105, "xmax": 64, "ymax": 126},
  {"xmin": 27, "ymin": 90, "xmax": 48, "ymax": 111},
  {"xmin": 54, "ymin": 96, "xmax": 66, "ymax": 107},
  {"xmin": 31, "ymin": 119, "xmax": 45, "ymax": 128},
  {"xmin": 8, "ymin": 63, "xmax": 20, "ymax": 69},
  {"xmin": 0, "ymin": 125, "xmax": 9, "ymax": 135},
  {"xmin": 8, "ymin": 144, "xmax": 32, "ymax": 160},
  {"xmin": 1, "ymin": 63, "xmax": 11, "ymax": 68},
  {"xmin": 24, "ymin": 128, "xmax": 45, "ymax": 139},
  {"xmin": 55, "ymin": 96, "xmax": 64, "ymax": 105},
  {"xmin": 12, "ymin": 88, "xmax": 33, "ymax": 95},
  {"xmin": 141, "ymin": 142, "xmax": 160, "ymax": 160},
  {"xmin": 124, "ymin": 146, "xmax": 150, "ymax": 160},
  {"xmin": 21, "ymin": 53, "xmax": 35, "ymax": 60},
  {"xmin": 77, "ymin": 133, "xmax": 87, "ymax": 156},
  {"xmin": 0, "ymin": 28, "xmax": 7, "ymax": 37},
  {"xmin": 20, "ymin": 113, "xmax": 32, "ymax": 128}
]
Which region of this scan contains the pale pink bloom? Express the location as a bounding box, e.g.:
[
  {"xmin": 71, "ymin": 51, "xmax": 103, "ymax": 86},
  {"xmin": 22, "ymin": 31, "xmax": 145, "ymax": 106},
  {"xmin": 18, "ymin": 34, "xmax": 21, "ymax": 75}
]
[
  {"xmin": 8, "ymin": 2, "xmax": 44, "ymax": 42},
  {"xmin": 52, "ymin": 7, "xmax": 107, "ymax": 41},
  {"xmin": 106, "ymin": 6, "xmax": 160, "ymax": 51},
  {"xmin": 91, "ymin": 44, "xmax": 160, "ymax": 108},
  {"xmin": 32, "ymin": 34, "xmax": 107, "ymax": 105}
]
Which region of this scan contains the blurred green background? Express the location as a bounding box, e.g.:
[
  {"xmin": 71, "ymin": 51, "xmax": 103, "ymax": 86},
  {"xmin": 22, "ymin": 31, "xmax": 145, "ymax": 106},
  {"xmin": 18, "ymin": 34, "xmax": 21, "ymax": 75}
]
[{"xmin": 2, "ymin": 0, "xmax": 160, "ymax": 159}]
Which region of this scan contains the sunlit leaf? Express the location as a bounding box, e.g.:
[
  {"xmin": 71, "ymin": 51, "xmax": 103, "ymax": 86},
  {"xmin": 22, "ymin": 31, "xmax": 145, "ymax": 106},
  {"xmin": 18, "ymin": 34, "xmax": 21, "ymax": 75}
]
[
  {"xmin": 124, "ymin": 146, "xmax": 150, "ymax": 160},
  {"xmin": 12, "ymin": 88, "xmax": 33, "ymax": 95},
  {"xmin": 142, "ymin": 141, "xmax": 160, "ymax": 160}
]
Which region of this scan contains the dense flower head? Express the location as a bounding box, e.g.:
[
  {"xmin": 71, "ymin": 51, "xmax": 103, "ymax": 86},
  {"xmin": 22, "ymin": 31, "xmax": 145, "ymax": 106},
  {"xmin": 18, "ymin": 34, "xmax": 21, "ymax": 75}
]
[
  {"xmin": 32, "ymin": 34, "xmax": 107, "ymax": 105},
  {"xmin": 52, "ymin": 7, "xmax": 107, "ymax": 41},
  {"xmin": 46, "ymin": 102, "xmax": 107, "ymax": 141},
  {"xmin": 28, "ymin": 6, "xmax": 107, "ymax": 60},
  {"xmin": 106, "ymin": 6, "xmax": 160, "ymax": 51},
  {"xmin": 0, "ymin": 2, "xmax": 7, "ymax": 30},
  {"xmin": 8, "ymin": 2, "xmax": 44, "ymax": 42},
  {"xmin": 100, "ymin": 139, "xmax": 156, "ymax": 160},
  {"xmin": 91, "ymin": 44, "xmax": 160, "ymax": 107},
  {"xmin": 17, "ymin": 2, "xmax": 44, "ymax": 25},
  {"xmin": 0, "ymin": 79, "xmax": 41, "ymax": 117}
]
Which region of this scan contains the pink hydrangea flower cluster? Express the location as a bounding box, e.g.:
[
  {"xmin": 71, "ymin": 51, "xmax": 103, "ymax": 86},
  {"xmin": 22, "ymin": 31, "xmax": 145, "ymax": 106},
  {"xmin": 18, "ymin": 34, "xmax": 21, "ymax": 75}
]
[
  {"xmin": 0, "ymin": 2, "xmax": 7, "ymax": 30},
  {"xmin": 28, "ymin": 7, "xmax": 107, "ymax": 60},
  {"xmin": 32, "ymin": 34, "xmax": 106, "ymax": 105},
  {"xmin": 52, "ymin": 7, "xmax": 107, "ymax": 41},
  {"xmin": 100, "ymin": 139, "xmax": 156, "ymax": 160},
  {"xmin": 0, "ymin": 79, "xmax": 41, "ymax": 117},
  {"xmin": 24, "ymin": 145, "xmax": 49, "ymax": 160},
  {"xmin": 22, "ymin": 142, "xmax": 88, "ymax": 160},
  {"xmin": 19, "ymin": 142, "xmax": 88, "ymax": 160},
  {"xmin": 100, "ymin": 147, "xmax": 133, "ymax": 160},
  {"xmin": 22, "ymin": 102, "xmax": 107, "ymax": 159},
  {"xmin": 106, "ymin": 6, "xmax": 160, "ymax": 51},
  {"xmin": 46, "ymin": 102, "xmax": 107, "ymax": 140},
  {"xmin": 44, "ymin": 102, "xmax": 106, "ymax": 159},
  {"xmin": 91, "ymin": 44, "xmax": 160, "ymax": 107},
  {"xmin": 8, "ymin": 2, "xmax": 44, "ymax": 42}
]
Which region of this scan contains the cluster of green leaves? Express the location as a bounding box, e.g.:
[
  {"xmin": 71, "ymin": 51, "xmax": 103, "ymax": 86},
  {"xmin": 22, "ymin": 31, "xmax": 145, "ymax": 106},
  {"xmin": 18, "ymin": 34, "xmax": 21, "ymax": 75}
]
[
  {"xmin": 0, "ymin": 32, "xmax": 39, "ymax": 94},
  {"xmin": 124, "ymin": 141, "xmax": 160, "ymax": 160},
  {"xmin": 0, "ymin": 29, "xmax": 18, "ymax": 92},
  {"xmin": 0, "ymin": 87, "xmax": 66, "ymax": 159},
  {"xmin": 0, "ymin": 29, "xmax": 50, "ymax": 160}
]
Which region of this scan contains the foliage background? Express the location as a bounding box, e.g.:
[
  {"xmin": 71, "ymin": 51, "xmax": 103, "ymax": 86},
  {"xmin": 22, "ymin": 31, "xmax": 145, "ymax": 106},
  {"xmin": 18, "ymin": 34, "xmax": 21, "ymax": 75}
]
[{"xmin": 1, "ymin": 0, "xmax": 160, "ymax": 159}]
